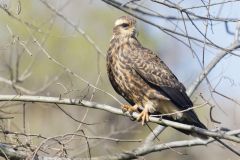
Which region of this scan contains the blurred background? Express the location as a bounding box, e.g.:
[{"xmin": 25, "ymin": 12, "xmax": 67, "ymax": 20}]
[{"xmin": 0, "ymin": 0, "xmax": 240, "ymax": 159}]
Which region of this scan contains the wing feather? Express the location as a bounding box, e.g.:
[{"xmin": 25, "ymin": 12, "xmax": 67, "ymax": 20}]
[
  {"xmin": 132, "ymin": 48, "xmax": 192, "ymax": 109},
  {"xmin": 132, "ymin": 48, "xmax": 207, "ymax": 130}
]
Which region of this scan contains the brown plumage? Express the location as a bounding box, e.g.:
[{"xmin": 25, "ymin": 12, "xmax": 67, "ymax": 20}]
[{"xmin": 106, "ymin": 16, "xmax": 207, "ymax": 138}]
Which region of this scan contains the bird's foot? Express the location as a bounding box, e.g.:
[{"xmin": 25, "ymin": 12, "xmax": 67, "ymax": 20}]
[
  {"xmin": 137, "ymin": 108, "xmax": 149, "ymax": 125},
  {"xmin": 121, "ymin": 104, "xmax": 139, "ymax": 121},
  {"xmin": 121, "ymin": 104, "xmax": 138, "ymax": 114}
]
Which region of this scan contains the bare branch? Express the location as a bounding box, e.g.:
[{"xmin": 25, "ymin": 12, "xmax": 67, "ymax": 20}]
[
  {"xmin": 39, "ymin": 0, "xmax": 105, "ymax": 57},
  {"xmin": 0, "ymin": 94, "xmax": 239, "ymax": 143},
  {"xmin": 0, "ymin": 143, "xmax": 27, "ymax": 160},
  {"xmin": 90, "ymin": 129, "xmax": 240, "ymax": 160},
  {"xmin": 187, "ymin": 42, "xmax": 240, "ymax": 96},
  {"xmin": 143, "ymin": 125, "xmax": 166, "ymax": 145}
]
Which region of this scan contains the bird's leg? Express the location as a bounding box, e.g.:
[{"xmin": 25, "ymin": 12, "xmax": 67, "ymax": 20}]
[
  {"xmin": 137, "ymin": 107, "xmax": 150, "ymax": 125},
  {"xmin": 121, "ymin": 104, "xmax": 139, "ymax": 114}
]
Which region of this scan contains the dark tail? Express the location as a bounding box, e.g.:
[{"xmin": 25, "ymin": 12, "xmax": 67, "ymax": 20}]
[
  {"xmin": 173, "ymin": 120, "xmax": 208, "ymax": 139},
  {"xmin": 164, "ymin": 110, "xmax": 208, "ymax": 139}
]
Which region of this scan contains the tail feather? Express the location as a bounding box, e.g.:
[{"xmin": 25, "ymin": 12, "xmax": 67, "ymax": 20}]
[
  {"xmin": 180, "ymin": 109, "xmax": 208, "ymax": 139},
  {"xmin": 162, "ymin": 111, "xmax": 208, "ymax": 139}
]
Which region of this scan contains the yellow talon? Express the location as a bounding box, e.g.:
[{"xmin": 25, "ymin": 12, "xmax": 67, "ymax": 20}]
[
  {"xmin": 121, "ymin": 104, "xmax": 138, "ymax": 114},
  {"xmin": 137, "ymin": 108, "xmax": 149, "ymax": 125},
  {"xmin": 121, "ymin": 104, "xmax": 150, "ymax": 125}
]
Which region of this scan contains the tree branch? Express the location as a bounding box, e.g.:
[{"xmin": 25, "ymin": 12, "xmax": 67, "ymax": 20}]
[
  {"xmin": 0, "ymin": 143, "xmax": 27, "ymax": 160},
  {"xmin": 0, "ymin": 94, "xmax": 239, "ymax": 143},
  {"xmin": 187, "ymin": 41, "xmax": 240, "ymax": 96},
  {"xmin": 90, "ymin": 129, "xmax": 240, "ymax": 160}
]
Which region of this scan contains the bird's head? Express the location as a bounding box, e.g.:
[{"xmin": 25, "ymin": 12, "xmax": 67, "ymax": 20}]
[{"xmin": 112, "ymin": 16, "xmax": 137, "ymax": 38}]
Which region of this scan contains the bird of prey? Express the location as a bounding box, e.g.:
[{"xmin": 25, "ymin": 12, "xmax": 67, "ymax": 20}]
[{"xmin": 106, "ymin": 16, "xmax": 207, "ymax": 138}]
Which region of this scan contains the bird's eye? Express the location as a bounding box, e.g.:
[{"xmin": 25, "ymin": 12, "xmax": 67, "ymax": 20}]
[{"xmin": 121, "ymin": 23, "xmax": 129, "ymax": 28}]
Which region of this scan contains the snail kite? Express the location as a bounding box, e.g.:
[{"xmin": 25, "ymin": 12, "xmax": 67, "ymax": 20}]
[{"xmin": 106, "ymin": 16, "xmax": 207, "ymax": 138}]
